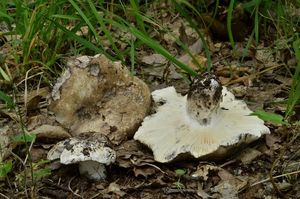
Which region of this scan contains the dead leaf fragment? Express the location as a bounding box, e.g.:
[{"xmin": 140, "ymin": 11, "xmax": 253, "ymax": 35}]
[
  {"xmin": 30, "ymin": 124, "xmax": 71, "ymax": 142},
  {"xmin": 192, "ymin": 164, "xmax": 219, "ymax": 181},
  {"xmin": 236, "ymin": 147, "xmax": 262, "ymax": 164},
  {"xmin": 107, "ymin": 182, "xmax": 126, "ymax": 197},
  {"xmin": 133, "ymin": 166, "xmax": 156, "ymax": 178},
  {"xmin": 141, "ymin": 54, "xmax": 167, "ymax": 65}
]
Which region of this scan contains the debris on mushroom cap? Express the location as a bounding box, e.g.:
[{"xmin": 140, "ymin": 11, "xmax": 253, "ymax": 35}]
[
  {"xmin": 47, "ymin": 135, "xmax": 116, "ymax": 180},
  {"xmin": 187, "ymin": 72, "xmax": 223, "ymax": 125},
  {"xmin": 49, "ymin": 54, "xmax": 151, "ymax": 145},
  {"xmin": 134, "ymin": 74, "xmax": 270, "ymax": 163}
]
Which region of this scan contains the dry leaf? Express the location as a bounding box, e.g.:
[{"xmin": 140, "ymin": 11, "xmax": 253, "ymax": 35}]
[{"xmin": 236, "ymin": 148, "xmax": 262, "ymax": 164}]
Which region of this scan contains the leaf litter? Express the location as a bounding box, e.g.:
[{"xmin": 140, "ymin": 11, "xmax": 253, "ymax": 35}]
[{"xmin": 0, "ymin": 3, "xmax": 300, "ymax": 199}]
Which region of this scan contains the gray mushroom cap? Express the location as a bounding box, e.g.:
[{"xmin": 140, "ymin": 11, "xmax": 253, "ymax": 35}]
[
  {"xmin": 134, "ymin": 74, "xmax": 270, "ymax": 163},
  {"xmin": 47, "ymin": 136, "xmax": 116, "ymax": 180}
]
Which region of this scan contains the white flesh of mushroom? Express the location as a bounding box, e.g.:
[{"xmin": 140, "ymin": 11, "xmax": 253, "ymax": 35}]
[
  {"xmin": 47, "ymin": 137, "xmax": 116, "ymax": 181},
  {"xmin": 134, "ymin": 73, "xmax": 270, "ymax": 163}
]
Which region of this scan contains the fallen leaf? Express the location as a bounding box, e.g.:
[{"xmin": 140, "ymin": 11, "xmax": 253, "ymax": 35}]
[
  {"xmin": 29, "ymin": 124, "xmax": 71, "ymax": 143},
  {"xmin": 191, "ymin": 164, "xmax": 219, "ymax": 181},
  {"xmin": 236, "ymin": 147, "xmax": 262, "ymax": 164},
  {"xmin": 141, "ymin": 54, "xmax": 167, "ymax": 65},
  {"xmin": 107, "ymin": 182, "xmax": 126, "ymax": 197},
  {"xmin": 217, "ymin": 169, "xmax": 247, "ymax": 191},
  {"xmin": 133, "ymin": 166, "xmax": 156, "ymax": 178},
  {"xmin": 211, "ymin": 182, "xmax": 239, "ymax": 199}
]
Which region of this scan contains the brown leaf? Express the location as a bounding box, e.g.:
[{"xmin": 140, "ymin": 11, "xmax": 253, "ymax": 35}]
[
  {"xmin": 133, "ymin": 166, "xmax": 156, "ymax": 178},
  {"xmin": 236, "ymin": 147, "xmax": 262, "ymax": 164},
  {"xmin": 191, "ymin": 164, "xmax": 219, "ymax": 181},
  {"xmin": 107, "ymin": 182, "xmax": 126, "ymax": 197}
]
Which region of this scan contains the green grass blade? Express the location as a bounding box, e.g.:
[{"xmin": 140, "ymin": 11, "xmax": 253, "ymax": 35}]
[
  {"xmin": 129, "ymin": 0, "xmax": 146, "ymax": 33},
  {"xmin": 49, "ymin": 19, "xmax": 114, "ymax": 61},
  {"xmin": 0, "ymin": 90, "xmax": 14, "ymax": 108},
  {"xmin": 227, "ymin": 0, "xmax": 235, "ymax": 49},
  {"xmin": 86, "ymin": 0, "xmax": 124, "ymax": 61},
  {"xmin": 285, "ymin": 39, "xmax": 300, "ymax": 118},
  {"xmin": 171, "ymin": 0, "xmax": 212, "ymax": 71},
  {"xmin": 254, "ymin": 6, "xmax": 260, "ymax": 43},
  {"xmin": 251, "ymin": 109, "xmax": 287, "ymax": 125},
  {"xmin": 128, "ymin": 25, "xmax": 196, "ymax": 75}
]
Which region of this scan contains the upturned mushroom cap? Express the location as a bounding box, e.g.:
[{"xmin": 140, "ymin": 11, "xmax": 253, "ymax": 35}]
[
  {"xmin": 47, "ymin": 136, "xmax": 116, "ymax": 165},
  {"xmin": 47, "ymin": 135, "xmax": 116, "ymax": 180},
  {"xmin": 49, "ymin": 54, "xmax": 151, "ymax": 145},
  {"xmin": 134, "ymin": 74, "xmax": 270, "ymax": 163}
]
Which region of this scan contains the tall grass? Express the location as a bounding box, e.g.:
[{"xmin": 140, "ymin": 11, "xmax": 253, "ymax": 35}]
[{"xmin": 285, "ymin": 39, "xmax": 300, "ymax": 119}]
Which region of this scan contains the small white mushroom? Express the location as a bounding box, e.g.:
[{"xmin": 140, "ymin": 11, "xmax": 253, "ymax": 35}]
[
  {"xmin": 134, "ymin": 73, "xmax": 270, "ymax": 163},
  {"xmin": 47, "ymin": 135, "xmax": 116, "ymax": 181}
]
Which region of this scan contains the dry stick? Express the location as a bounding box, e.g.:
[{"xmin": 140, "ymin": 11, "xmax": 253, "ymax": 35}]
[
  {"xmin": 225, "ymin": 64, "xmax": 283, "ymax": 86},
  {"xmin": 68, "ymin": 176, "xmax": 84, "ymax": 199},
  {"xmin": 42, "ymin": 180, "xmax": 71, "ymax": 192},
  {"xmin": 269, "ymin": 159, "xmax": 284, "ymax": 197},
  {"xmin": 22, "ymin": 68, "xmax": 43, "ymax": 113},
  {"xmin": 0, "ymin": 192, "xmax": 10, "ymax": 199},
  {"xmin": 23, "ymin": 139, "xmax": 35, "ymax": 165},
  {"xmin": 142, "ymin": 163, "xmax": 166, "ymax": 174},
  {"xmin": 163, "ymin": 187, "xmax": 197, "ymax": 194},
  {"xmin": 250, "ymin": 170, "xmax": 300, "ymax": 187}
]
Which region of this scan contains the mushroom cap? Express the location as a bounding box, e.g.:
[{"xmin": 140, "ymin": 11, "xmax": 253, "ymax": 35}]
[
  {"xmin": 49, "ymin": 54, "xmax": 151, "ymax": 145},
  {"xmin": 134, "ymin": 86, "xmax": 270, "ymax": 163},
  {"xmin": 47, "ymin": 136, "xmax": 116, "ymax": 165}
]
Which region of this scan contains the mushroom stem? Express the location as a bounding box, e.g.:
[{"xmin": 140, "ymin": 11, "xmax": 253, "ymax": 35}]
[
  {"xmin": 78, "ymin": 160, "xmax": 107, "ymax": 181},
  {"xmin": 186, "ymin": 73, "xmax": 223, "ymax": 125}
]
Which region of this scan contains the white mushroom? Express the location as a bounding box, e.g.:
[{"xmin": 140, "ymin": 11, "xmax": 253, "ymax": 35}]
[
  {"xmin": 47, "ymin": 135, "xmax": 116, "ymax": 181},
  {"xmin": 134, "ymin": 73, "xmax": 270, "ymax": 163}
]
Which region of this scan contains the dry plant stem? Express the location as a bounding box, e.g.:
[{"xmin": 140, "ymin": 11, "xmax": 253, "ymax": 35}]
[
  {"xmin": 68, "ymin": 176, "xmax": 83, "ymax": 198},
  {"xmin": 90, "ymin": 192, "xmax": 101, "ymax": 199},
  {"xmin": 269, "ymin": 159, "xmax": 283, "ymax": 197},
  {"xmin": 0, "ymin": 192, "xmax": 9, "ymax": 199},
  {"xmin": 143, "ymin": 163, "xmax": 166, "ymax": 174},
  {"xmin": 42, "ymin": 179, "xmax": 71, "ymax": 192},
  {"xmin": 225, "ymin": 64, "xmax": 283, "ymax": 86},
  {"xmin": 16, "ymin": 71, "xmax": 43, "ymax": 87},
  {"xmin": 219, "ymin": 159, "xmax": 237, "ymax": 168},
  {"xmin": 12, "ymin": 86, "xmax": 33, "ymax": 198},
  {"xmin": 10, "ymin": 151, "xmax": 26, "ymax": 166},
  {"xmin": 250, "ymin": 170, "xmax": 300, "ymax": 187},
  {"xmin": 23, "ymin": 67, "xmax": 43, "ymax": 114},
  {"xmin": 163, "ymin": 187, "xmax": 197, "ymax": 194},
  {"xmin": 23, "ymin": 139, "xmax": 35, "ymax": 166}
]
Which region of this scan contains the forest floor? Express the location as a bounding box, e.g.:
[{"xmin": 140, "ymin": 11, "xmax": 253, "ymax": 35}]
[{"xmin": 0, "ymin": 1, "xmax": 300, "ymax": 199}]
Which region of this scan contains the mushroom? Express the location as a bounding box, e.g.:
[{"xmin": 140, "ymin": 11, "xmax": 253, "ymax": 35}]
[
  {"xmin": 47, "ymin": 135, "xmax": 116, "ymax": 181},
  {"xmin": 49, "ymin": 54, "xmax": 151, "ymax": 145},
  {"xmin": 134, "ymin": 73, "xmax": 270, "ymax": 163}
]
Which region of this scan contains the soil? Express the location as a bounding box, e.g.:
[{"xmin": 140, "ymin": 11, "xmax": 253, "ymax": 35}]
[{"xmin": 0, "ymin": 2, "xmax": 299, "ymax": 199}]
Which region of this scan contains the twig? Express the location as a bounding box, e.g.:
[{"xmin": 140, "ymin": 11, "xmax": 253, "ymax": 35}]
[
  {"xmin": 0, "ymin": 192, "xmax": 10, "ymax": 199},
  {"xmin": 250, "ymin": 170, "xmax": 300, "ymax": 187},
  {"xmin": 42, "ymin": 179, "xmax": 70, "ymax": 192},
  {"xmin": 163, "ymin": 187, "xmax": 197, "ymax": 194},
  {"xmin": 142, "ymin": 163, "xmax": 166, "ymax": 174},
  {"xmin": 219, "ymin": 159, "xmax": 236, "ymax": 168},
  {"xmin": 68, "ymin": 176, "xmax": 83, "ymax": 198},
  {"xmin": 39, "ymin": 189, "xmax": 67, "ymax": 199}
]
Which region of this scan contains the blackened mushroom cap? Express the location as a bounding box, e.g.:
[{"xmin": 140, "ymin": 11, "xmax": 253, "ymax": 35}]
[
  {"xmin": 47, "ymin": 135, "xmax": 116, "ymax": 180},
  {"xmin": 134, "ymin": 73, "xmax": 270, "ymax": 163}
]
